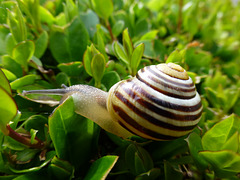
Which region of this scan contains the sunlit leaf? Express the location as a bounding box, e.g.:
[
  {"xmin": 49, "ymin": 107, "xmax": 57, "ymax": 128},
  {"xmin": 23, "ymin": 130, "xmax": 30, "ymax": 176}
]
[
  {"xmin": 91, "ymin": 0, "xmax": 113, "ymax": 20},
  {"xmin": 0, "ymin": 68, "xmax": 12, "ymax": 95},
  {"xmin": 10, "ymin": 74, "xmax": 37, "ymax": 90},
  {"xmin": 84, "ymin": 155, "xmax": 118, "ymax": 180},
  {"xmin": 0, "ymin": 87, "xmax": 17, "ymax": 135},
  {"xmin": 199, "ymin": 150, "xmax": 240, "ymax": 178}
]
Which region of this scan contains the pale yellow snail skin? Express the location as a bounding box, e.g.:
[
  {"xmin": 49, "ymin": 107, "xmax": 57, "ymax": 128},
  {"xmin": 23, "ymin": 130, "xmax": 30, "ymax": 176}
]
[{"xmin": 23, "ymin": 63, "xmax": 202, "ymax": 141}]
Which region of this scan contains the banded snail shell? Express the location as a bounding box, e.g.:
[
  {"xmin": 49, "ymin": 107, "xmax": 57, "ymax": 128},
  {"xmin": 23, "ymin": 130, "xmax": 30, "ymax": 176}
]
[{"xmin": 107, "ymin": 63, "xmax": 202, "ymax": 141}]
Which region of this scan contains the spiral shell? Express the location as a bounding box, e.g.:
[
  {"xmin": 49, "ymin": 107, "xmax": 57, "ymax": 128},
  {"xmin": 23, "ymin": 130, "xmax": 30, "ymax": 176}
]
[{"xmin": 107, "ymin": 63, "xmax": 202, "ymax": 141}]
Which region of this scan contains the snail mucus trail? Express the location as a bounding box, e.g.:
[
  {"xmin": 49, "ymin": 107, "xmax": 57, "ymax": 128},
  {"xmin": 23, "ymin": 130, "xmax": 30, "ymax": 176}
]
[{"xmin": 22, "ymin": 63, "xmax": 202, "ymax": 141}]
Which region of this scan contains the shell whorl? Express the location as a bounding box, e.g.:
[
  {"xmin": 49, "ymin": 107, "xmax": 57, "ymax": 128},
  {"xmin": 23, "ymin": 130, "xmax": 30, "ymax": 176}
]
[{"xmin": 107, "ymin": 63, "xmax": 202, "ymax": 141}]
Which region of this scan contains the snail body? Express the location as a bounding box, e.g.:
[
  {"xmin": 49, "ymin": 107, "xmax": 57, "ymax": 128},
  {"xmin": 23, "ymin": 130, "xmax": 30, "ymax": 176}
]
[{"xmin": 23, "ymin": 63, "xmax": 202, "ymax": 141}]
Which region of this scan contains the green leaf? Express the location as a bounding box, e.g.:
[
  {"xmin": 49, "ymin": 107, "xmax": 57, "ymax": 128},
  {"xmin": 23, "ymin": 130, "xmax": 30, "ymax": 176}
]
[
  {"xmin": 56, "ymin": 72, "xmax": 69, "ymax": 86},
  {"xmin": 49, "ymin": 96, "xmax": 96, "ymax": 171},
  {"xmin": 49, "ymin": 17, "xmax": 89, "ymax": 63},
  {"xmin": 0, "ymin": 68, "xmax": 12, "ymax": 95},
  {"xmin": 91, "ymin": 53, "xmax": 106, "ymax": 88},
  {"xmin": 130, "ymin": 43, "xmax": 144, "ymax": 75},
  {"xmin": 15, "ymin": 149, "xmax": 39, "ymax": 163},
  {"xmin": 140, "ymin": 30, "xmax": 158, "ymax": 40},
  {"xmin": 202, "ymin": 114, "xmax": 240, "ymax": 151},
  {"xmin": 164, "ymin": 161, "xmax": 183, "ymax": 180},
  {"xmin": 1, "ymin": 68, "xmax": 17, "ymax": 82},
  {"xmin": 185, "ymin": 132, "xmax": 208, "ymax": 170},
  {"xmin": 10, "ymin": 74, "xmax": 37, "ymax": 90},
  {"xmin": 39, "ymin": 6, "xmax": 55, "ymax": 26},
  {"xmin": 102, "ymin": 71, "xmax": 121, "ymax": 91},
  {"xmin": 95, "ymin": 27, "xmax": 108, "ymax": 61},
  {"xmin": 166, "ymin": 50, "xmax": 183, "ymax": 64},
  {"xmin": 91, "ymin": 0, "xmax": 113, "ymax": 20},
  {"xmin": 49, "ymin": 156, "xmax": 74, "ymax": 180},
  {"xmin": 221, "ymin": 132, "xmax": 239, "ymax": 153},
  {"xmin": 64, "ymin": 0, "xmax": 78, "ymax": 23},
  {"xmin": 125, "ymin": 144, "xmax": 153, "ymax": 176},
  {"xmin": 113, "ymin": 41, "xmax": 129, "ymax": 65},
  {"xmin": 123, "ymin": 28, "xmax": 133, "ymax": 58},
  {"xmin": 9, "ymin": 151, "xmax": 56, "ymax": 173},
  {"xmin": 84, "ymin": 155, "xmax": 118, "ymax": 180},
  {"xmin": 2, "ymin": 55, "xmax": 23, "ymax": 77},
  {"xmin": 0, "ymin": 87, "xmax": 17, "ymax": 135},
  {"xmin": 83, "ymin": 46, "xmax": 93, "ymax": 76},
  {"xmin": 34, "ymin": 31, "xmax": 48, "ymax": 58},
  {"xmin": 199, "ymin": 150, "xmax": 240, "ymax": 178},
  {"xmin": 24, "ymin": 115, "xmax": 48, "ymax": 141},
  {"xmin": 80, "ymin": 10, "xmax": 99, "ymax": 39},
  {"xmin": 12, "ymin": 40, "xmax": 35, "ymax": 71},
  {"xmin": 58, "ymin": 61, "xmax": 84, "ymax": 77},
  {"xmin": 5, "ymin": 33, "xmax": 17, "ymax": 56},
  {"xmin": 30, "ymin": 129, "xmax": 38, "ymax": 144},
  {"xmin": 7, "ymin": 6, "xmax": 27, "ymax": 43},
  {"xmin": 112, "ymin": 20, "xmax": 124, "ymax": 37}
]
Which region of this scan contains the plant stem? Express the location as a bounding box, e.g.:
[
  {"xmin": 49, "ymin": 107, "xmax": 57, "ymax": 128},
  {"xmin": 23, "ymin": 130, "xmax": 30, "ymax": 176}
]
[
  {"xmin": 106, "ymin": 19, "xmax": 115, "ymax": 42},
  {"xmin": 177, "ymin": 0, "xmax": 183, "ymax": 34},
  {"xmin": 6, "ymin": 125, "xmax": 45, "ymax": 149}
]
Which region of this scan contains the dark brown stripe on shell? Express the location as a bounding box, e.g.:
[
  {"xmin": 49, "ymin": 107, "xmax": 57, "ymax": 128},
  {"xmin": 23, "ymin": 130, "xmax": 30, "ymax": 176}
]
[
  {"xmin": 113, "ymin": 105, "xmax": 179, "ymax": 140},
  {"xmin": 115, "ymin": 91, "xmax": 199, "ymax": 131},
  {"xmin": 144, "ymin": 66, "xmax": 194, "ymax": 88},
  {"xmin": 136, "ymin": 72, "xmax": 195, "ymax": 99},
  {"xmin": 120, "ymin": 80, "xmax": 202, "ymax": 112}
]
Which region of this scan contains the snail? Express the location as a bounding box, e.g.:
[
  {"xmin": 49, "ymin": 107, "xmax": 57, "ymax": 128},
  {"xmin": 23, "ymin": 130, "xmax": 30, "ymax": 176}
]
[{"xmin": 23, "ymin": 63, "xmax": 202, "ymax": 141}]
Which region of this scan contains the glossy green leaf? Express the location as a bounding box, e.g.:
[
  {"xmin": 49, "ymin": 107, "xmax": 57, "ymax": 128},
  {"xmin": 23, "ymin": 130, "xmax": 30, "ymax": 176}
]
[
  {"xmin": 112, "ymin": 20, "xmax": 124, "ymax": 37},
  {"xmin": 49, "ymin": 96, "xmax": 96, "ymax": 171},
  {"xmin": 7, "ymin": 7, "xmax": 27, "ymax": 43},
  {"xmin": 84, "ymin": 155, "xmax": 118, "ymax": 180},
  {"xmin": 39, "ymin": 6, "xmax": 55, "ymax": 26},
  {"xmin": 199, "ymin": 150, "xmax": 240, "ymax": 178},
  {"xmin": 49, "ymin": 17, "xmax": 89, "ymax": 63},
  {"xmin": 95, "ymin": 28, "xmax": 108, "ymax": 61},
  {"xmin": 12, "ymin": 40, "xmax": 35, "ymax": 71},
  {"xmin": 91, "ymin": 53, "xmax": 105, "ymax": 88},
  {"xmin": 102, "ymin": 71, "xmax": 121, "ymax": 91},
  {"xmin": 0, "ymin": 68, "xmax": 11, "ymax": 95},
  {"xmin": 130, "ymin": 43, "xmax": 144, "ymax": 75},
  {"xmin": 185, "ymin": 132, "xmax": 208, "ymax": 170},
  {"xmin": 1, "ymin": 68, "xmax": 17, "ymax": 82},
  {"xmin": 202, "ymin": 115, "xmax": 240, "ymax": 151},
  {"xmin": 2, "ymin": 55, "xmax": 23, "ymax": 77},
  {"xmin": 113, "ymin": 41, "xmax": 129, "ymax": 65},
  {"xmin": 91, "ymin": 0, "xmax": 113, "ymax": 20},
  {"xmin": 58, "ymin": 61, "xmax": 84, "ymax": 77},
  {"xmin": 10, "ymin": 74, "xmax": 37, "ymax": 90},
  {"xmin": 5, "ymin": 33, "xmax": 16, "ymax": 56},
  {"xmin": 49, "ymin": 156, "xmax": 74, "ymax": 180},
  {"xmin": 0, "ymin": 87, "xmax": 17, "ymax": 135},
  {"xmin": 123, "ymin": 28, "xmax": 133, "ymax": 58},
  {"xmin": 83, "ymin": 46, "xmax": 93, "ymax": 76},
  {"xmin": 34, "ymin": 31, "xmax": 48, "ymax": 58}
]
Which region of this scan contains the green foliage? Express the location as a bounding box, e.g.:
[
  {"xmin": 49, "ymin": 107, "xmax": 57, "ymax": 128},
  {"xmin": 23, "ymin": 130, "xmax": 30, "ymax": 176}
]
[{"xmin": 0, "ymin": 0, "xmax": 240, "ymax": 179}]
